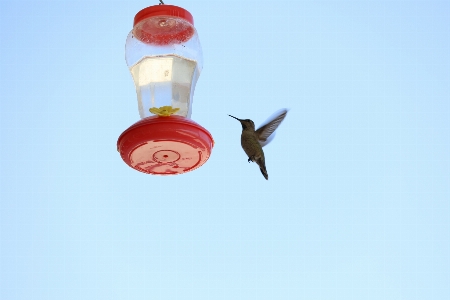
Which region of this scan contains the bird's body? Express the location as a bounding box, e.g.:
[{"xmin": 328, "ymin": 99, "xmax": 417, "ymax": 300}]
[
  {"xmin": 229, "ymin": 109, "xmax": 288, "ymax": 180},
  {"xmin": 241, "ymin": 127, "xmax": 268, "ymax": 179}
]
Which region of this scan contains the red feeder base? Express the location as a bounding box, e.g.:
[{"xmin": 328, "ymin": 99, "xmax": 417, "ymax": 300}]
[{"xmin": 117, "ymin": 116, "xmax": 214, "ymax": 175}]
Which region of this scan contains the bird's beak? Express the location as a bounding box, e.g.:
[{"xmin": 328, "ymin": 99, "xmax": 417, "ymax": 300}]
[{"xmin": 229, "ymin": 115, "xmax": 242, "ymax": 122}]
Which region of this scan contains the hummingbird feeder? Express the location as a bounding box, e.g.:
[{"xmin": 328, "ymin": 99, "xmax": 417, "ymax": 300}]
[{"xmin": 117, "ymin": 4, "xmax": 214, "ymax": 175}]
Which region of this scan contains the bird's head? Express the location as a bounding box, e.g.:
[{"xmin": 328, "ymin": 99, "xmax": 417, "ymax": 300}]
[{"xmin": 229, "ymin": 115, "xmax": 255, "ymax": 130}]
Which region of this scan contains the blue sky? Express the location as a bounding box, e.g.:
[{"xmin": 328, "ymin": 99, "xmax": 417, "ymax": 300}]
[{"xmin": 0, "ymin": 0, "xmax": 449, "ymax": 299}]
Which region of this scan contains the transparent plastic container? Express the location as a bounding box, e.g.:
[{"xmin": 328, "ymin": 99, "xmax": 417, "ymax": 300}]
[{"xmin": 125, "ymin": 6, "xmax": 203, "ymax": 119}]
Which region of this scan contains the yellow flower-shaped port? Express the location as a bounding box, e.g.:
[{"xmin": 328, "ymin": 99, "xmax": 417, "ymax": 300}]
[{"xmin": 149, "ymin": 106, "xmax": 180, "ymax": 117}]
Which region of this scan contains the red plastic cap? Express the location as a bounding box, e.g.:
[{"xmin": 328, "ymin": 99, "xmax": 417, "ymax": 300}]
[
  {"xmin": 133, "ymin": 5, "xmax": 195, "ymax": 45},
  {"xmin": 134, "ymin": 5, "xmax": 194, "ymax": 26},
  {"xmin": 117, "ymin": 116, "xmax": 214, "ymax": 175}
]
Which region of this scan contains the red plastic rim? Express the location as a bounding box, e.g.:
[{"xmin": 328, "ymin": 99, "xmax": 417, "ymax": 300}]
[
  {"xmin": 117, "ymin": 116, "xmax": 214, "ymax": 175},
  {"xmin": 133, "ymin": 5, "xmax": 195, "ymax": 45},
  {"xmin": 134, "ymin": 5, "xmax": 194, "ymax": 26}
]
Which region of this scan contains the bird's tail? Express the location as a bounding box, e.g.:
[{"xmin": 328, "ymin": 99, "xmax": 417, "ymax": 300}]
[
  {"xmin": 259, "ymin": 167, "xmax": 268, "ymax": 180},
  {"xmin": 256, "ymin": 158, "xmax": 268, "ymax": 180}
]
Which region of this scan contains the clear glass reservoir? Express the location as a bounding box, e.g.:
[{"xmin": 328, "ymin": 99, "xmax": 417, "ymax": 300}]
[{"xmin": 125, "ymin": 9, "xmax": 203, "ymax": 119}]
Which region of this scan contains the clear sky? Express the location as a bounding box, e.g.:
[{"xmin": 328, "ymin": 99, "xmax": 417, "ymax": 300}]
[{"xmin": 0, "ymin": 0, "xmax": 449, "ymax": 299}]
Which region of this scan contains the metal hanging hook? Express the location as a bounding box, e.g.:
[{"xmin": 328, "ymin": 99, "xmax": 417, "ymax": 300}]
[{"xmin": 159, "ymin": 0, "xmax": 164, "ymax": 4}]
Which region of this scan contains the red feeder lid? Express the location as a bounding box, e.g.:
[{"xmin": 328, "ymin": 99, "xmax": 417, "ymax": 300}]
[
  {"xmin": 117, "ymin": 116, "xmax": 214, "ymax": 175},
  {"xmin": 134, "ymin": 5, "xmax": 194, "ymax": 26},
  {"xmin": 133, "ymin": 5, "xmax": 195, "ymax": 45}
]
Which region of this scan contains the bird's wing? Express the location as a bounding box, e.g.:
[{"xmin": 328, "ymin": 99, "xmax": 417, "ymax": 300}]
[{"xmin": 256, "ymin": 108, "xmax": 288, "ymax": 147}]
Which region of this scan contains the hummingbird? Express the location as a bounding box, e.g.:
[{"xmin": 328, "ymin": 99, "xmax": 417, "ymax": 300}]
[{"xmin": 229, "ymin": 108, "xmax": 288, "ymax": 180}]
